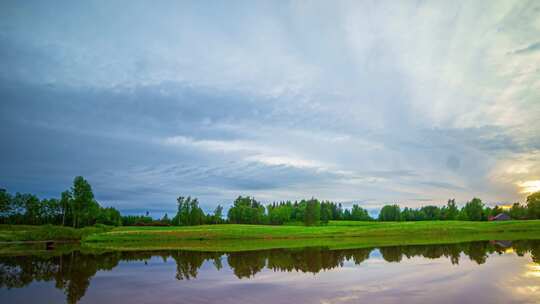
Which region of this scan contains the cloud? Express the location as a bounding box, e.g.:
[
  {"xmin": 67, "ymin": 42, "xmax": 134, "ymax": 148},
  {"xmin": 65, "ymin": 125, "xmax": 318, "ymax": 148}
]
[
  {"xmin": 509, "ymin": 41, "xmax": 540, "ymax": 55},
  {"xmin": 163, "ymin": 136, "xmax": 259, "ymax": 154},
  {"xmin": 0, "ymin": 0, "xmax": 539, "ymax": 213}
]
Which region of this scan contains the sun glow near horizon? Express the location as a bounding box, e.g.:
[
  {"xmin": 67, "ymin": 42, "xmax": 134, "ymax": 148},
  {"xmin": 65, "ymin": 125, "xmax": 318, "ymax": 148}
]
[{"xmin": 517, "ymin": 180, "xmax": 540, "ymax": 195}]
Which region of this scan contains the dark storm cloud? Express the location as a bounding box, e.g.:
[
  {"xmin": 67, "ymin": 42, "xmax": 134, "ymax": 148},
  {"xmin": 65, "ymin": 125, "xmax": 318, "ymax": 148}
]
[{"xmin": 0, "ymin": 81, "xmax": 349, "ymax": 211}]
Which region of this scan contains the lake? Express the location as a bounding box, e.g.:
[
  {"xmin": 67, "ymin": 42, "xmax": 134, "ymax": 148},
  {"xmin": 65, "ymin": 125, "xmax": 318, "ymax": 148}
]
[{"xmin": 1, "ymin": 240, "xmax": 539, "ymax": 304}]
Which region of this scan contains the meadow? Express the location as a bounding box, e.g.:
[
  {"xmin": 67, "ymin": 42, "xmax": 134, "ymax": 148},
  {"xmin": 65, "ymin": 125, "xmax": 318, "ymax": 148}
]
[
  {"xmin": 3, "ymin": 220, "xmax": 540, "ymax": 252},
  {"xmin": 82, "ymin": 220, "xmax": 540, "ymax": 251},
  {"xmin": 0, "ymin": 224, "xmax": 111, "ymax": 242}
]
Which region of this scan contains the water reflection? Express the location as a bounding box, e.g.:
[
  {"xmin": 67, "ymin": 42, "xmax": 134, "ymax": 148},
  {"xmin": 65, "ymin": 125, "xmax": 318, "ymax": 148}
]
[{"xmin": 0, "ymin": 240, "xmax": 539, "ymax": 303}]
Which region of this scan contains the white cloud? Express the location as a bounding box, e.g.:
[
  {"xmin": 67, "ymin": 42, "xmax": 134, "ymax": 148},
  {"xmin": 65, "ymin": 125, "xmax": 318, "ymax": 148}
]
[
  {"xmin": 163, "ymin": 135, "xmax": 258, "ymax": 153},
  {"xmin": 1, "ymin": 0, "xmax": 539, "ymax": 210}
]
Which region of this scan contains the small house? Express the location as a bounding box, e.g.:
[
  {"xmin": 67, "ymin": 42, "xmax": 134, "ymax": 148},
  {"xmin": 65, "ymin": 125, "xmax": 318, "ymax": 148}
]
[{"xmin": 491, "ymin": 213, "xmax": 511, "ymax": 221}]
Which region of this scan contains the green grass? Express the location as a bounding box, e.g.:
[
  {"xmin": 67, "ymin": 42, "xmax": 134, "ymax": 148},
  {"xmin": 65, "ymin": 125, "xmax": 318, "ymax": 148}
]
[
  {"xmin": 3, "ymin": 221, "xmax": 540, "ymax": 252},
  {"xmin": 82, "ymin": 220, "xmax": 540, "ymax": 251},
  {"xmin": 0, "ymin": 224, "xmax": 112, "ymax": 242}
]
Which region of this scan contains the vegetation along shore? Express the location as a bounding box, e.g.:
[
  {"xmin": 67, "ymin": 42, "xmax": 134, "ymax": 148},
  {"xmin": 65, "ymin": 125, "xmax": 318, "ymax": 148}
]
[{"xmin": 1, "ymin": 176, "xmax": 540, "ymax": 251}]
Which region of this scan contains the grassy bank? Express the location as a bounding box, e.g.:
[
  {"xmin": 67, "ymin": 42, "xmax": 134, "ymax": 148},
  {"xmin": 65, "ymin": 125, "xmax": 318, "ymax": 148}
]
[
  {"xmin": 0, "ymin": 224, "xmax": 112, "ymax": 242},
  {"xmin": 83, "ymin": 220, "xmax": 540, "ymax": 251},
  {"xmin": 2, "ymin": 221, "xmax": 540, "ymax": 252}
]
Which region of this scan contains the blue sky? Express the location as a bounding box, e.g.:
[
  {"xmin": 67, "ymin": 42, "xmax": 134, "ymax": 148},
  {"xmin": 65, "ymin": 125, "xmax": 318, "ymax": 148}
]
[{"xmin": 1, "ymin": 1, "xmax": 539, "ymax": 215}]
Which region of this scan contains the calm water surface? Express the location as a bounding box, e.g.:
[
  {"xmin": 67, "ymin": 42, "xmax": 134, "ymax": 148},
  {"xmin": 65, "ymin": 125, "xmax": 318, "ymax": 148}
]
[{"xmin": 1, "ymin": 240, "xmax": 539, "ymax": 304}]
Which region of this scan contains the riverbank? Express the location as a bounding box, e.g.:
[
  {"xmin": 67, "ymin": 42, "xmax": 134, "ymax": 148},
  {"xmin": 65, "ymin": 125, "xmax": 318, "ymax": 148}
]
[
  {"xmin": 83, "ymin": 220, "xmax": 540, "ymax": 251},
  {"xmin": 2, "ymin": 221, "xmax": 540, "ymax": 252},
  {"xmin": 0, "ymin": 224, "xmax": 111, "ymax": 242}
]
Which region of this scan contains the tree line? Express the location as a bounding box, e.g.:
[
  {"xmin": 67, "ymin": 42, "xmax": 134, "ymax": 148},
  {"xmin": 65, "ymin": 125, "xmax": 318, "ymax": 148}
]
[
  {"xmin": 0, "ymin": 176, "xmax": 121, "ymax": 227},
  {"xmin": 2, "ymin": 176, "xmax": 540, "ymax": 227},
  {"xmin": 176, "ymin": 194, "xmax": 540, "ymax": 226},
  {"xmin": 226, "ymin": 196, "xmax": 371, "ymax": 226},
  {"xmin": 378, "ymin": 195, "xmax": 540, "ymax": 221},
  {"xmin": 112, "ymin": 195, "xmax": 373, "ymax": 226}
]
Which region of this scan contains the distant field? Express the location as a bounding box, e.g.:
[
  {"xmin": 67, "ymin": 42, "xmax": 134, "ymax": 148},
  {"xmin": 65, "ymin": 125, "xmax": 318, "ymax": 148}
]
[
  {"xmin": 83, "ymin": 220, "xmax": 540, "ymax": 251},
  {"xmin": 3, "ymin": 221, "xmax": 540, "ymax": 252},
  {"xmin": 0, "ymin": 224, "xmax": 111, "ymax": 242}
]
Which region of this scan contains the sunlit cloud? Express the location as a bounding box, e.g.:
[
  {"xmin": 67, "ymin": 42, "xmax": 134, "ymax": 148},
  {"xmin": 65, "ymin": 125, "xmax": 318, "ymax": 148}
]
[
  {"xmin": 524, "ymin": 264, "xmax": 540, "ymax": 278},
  {"xmin": 517, "ymin": 180, "xmax": 540, "ymax": 194},
  {"xmin": 0, "ymin": 1, "xmax": 539, "ymax": 211}
]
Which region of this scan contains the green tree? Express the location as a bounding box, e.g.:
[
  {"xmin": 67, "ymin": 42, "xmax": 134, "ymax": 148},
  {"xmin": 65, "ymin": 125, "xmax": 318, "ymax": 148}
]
[
  {"xmin": 303, "ymin": 199, "xmax": 320, "ymax": 226},
  {"xmin": 71, "ymin": 176, "xmax": 95, "ymax": 228},
  {"xmin": 60, "ymin": 190, "xmax": 72, "ymax": 226},
  {"xmin": 41, "ymin": 198, "xmax": 62, "ymax": 224},
  {"xmin": 96, "ymin": 206, "xmax": 122, "ymax": 225},
  {"xmin": 0, "ymin": 182, "xmax": 119, "ymax": 227},
  {"xmin": 212, "ymin": 204, "xmax": 224, "ymax": 224},
  {"xmin": 5, "ymin": 192, "xmax": 25, "ymax": 224},
  {"xmin": 267, "ymin": 202, "xmax": 292, "ymax": 225},
  {"xmin": 462, "ymin": 198, "xmax": 484, "ymax": 221},
  {"xmin": 420, "ymin": 205, "xmax": 441, "ymax": 220},
  {"xmin": 527, "ymin": 191, "xmax": 540, "ymax": 219},
  {"xmin": 292, "ymin": 200, "xmax": 306, "ymax": 222},
  {"xmin": 0, "ymin": 189, "xmax": 12, "ymax": 223},
  {"xmin": 320, "ymin": 202, "xmax": 332, "ymax": 224},
  {"xmin": 509, "ymin": 202, "xmax": 528, "ymax": 219},
  {"xmin": 121, "ymin": 215, "xmax": 152, "ymax": 226},
  {"xmin": 174, "ymin": 196, "xmax": 190, "ymax": 226},
  {"xmin": 160, "ymin": 213, "xmax": 171, "ymax": 225},
  {"xmin": 173, "ymin": 196, "xmax": 205, "ymax": 226},
  {"xmin": 378, "ymin": 204, "xmax": 401, "ymax": 221},
  {"xmin": 333, "ymin": 203, "xmax": 344, "ymax": 220},
  {"xmin": 85, "ymin": 200, "xmax": 101, "ymax": 226},
  {"xmin": 401, "ymin": 207, "xmax": 414, "ymax": 221},
  {"xmin": 188, "ymin": 198, "xmax": 204, "ymax": 225},
  {"xmin": 443, "ymin": 199, "xmax": 459, "ymax": 220},
  {"xmin": 458, "ymin": 208, "xmax": 469, "ymax": 220},
  {"xmin": 350, "ymin": 204, "xmax": 372, "ymax": 221},
  {"xmin": 16, "ymin": 193, "xmax": 41, "ymax": 225},
  {"xmin": 176, "ymin": 197, "xmax": 189, "ymax": 224},
  {"xmin": 227, "ymin": 196, "xmax": 266, "ymax": 224}
]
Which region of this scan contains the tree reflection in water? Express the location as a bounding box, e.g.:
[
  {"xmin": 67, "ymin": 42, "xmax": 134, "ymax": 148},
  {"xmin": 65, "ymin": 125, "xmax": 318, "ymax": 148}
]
[{"xmin": 1, "ymin": 240, "xmax": 539, "ymax": 303}]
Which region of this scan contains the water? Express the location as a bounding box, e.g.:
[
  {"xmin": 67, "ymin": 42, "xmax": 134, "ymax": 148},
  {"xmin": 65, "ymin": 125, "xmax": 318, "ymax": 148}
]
[{"xmin": 1, "ymin": 240, "xmax": 539, "ymax": 304}]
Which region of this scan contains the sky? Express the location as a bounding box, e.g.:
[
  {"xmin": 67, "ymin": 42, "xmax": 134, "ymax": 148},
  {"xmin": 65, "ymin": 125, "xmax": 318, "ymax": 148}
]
[{"xmin": 1, "ymin": 0, "xmax": 539, "ymax": 216}]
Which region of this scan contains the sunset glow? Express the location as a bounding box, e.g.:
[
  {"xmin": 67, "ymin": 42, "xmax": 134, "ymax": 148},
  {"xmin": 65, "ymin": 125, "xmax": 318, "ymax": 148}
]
[
  {"xmin": 518, "ymin": 180, "xmax": 540, "ymax": 194},
  {"xmin": 524, "ymin": 264, "xmax": 540, "ymax": 278}
]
